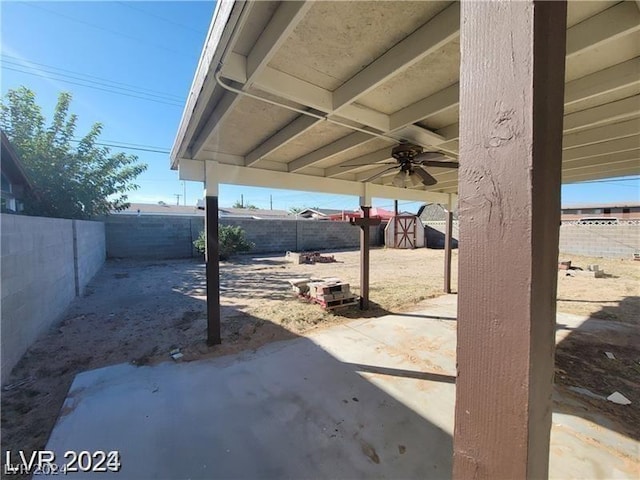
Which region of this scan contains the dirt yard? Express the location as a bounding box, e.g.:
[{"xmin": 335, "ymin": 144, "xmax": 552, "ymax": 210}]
[{"xmin": 2, "ymin": 248, "xmax": 638, "ymax": 475}]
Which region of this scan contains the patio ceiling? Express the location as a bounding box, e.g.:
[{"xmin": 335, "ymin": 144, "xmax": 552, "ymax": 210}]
[{"xmin": 171, "ymin": 0, "xmax": 640, "ymax": 201}]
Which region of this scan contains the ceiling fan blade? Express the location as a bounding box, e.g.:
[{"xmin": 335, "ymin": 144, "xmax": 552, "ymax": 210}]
[
  {"xmin": 413, "ymin": 166, "xmax": 438, "ymax": 186},
  {"xmin": 413, "ymin": 151, "xmax": 447, "ymax": 162},
  {"xmin": 362, "ymin": 166, "xmax": 399, "ymax": 183},
  {"xmin": 419, "ymin": 160, "xmax": 460, "ymax": 169},
  {"xmin": 339, "ymin": 162, "xmax": 396, "ymax": 167}
]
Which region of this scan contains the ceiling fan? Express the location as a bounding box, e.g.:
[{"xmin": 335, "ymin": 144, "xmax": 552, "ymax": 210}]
[{"xmin": 347, "ymin": 142, "xmax": 459, "ymax": 187}]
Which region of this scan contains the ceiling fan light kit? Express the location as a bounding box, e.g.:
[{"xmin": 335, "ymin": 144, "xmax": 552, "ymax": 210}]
[{"xmin": 344, "ymin": 142, "xmax": 459, "ymax": 187}]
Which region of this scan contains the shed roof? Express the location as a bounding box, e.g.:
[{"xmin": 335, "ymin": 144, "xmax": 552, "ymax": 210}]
[{"xmin": 172, "ymin": 1, "xmax": 640, "ymax": 203}]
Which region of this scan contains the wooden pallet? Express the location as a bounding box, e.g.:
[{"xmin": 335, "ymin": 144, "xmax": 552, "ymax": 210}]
[{"xmin": 313, "ymin": 296, "xmax": 359, "ymax": 310}]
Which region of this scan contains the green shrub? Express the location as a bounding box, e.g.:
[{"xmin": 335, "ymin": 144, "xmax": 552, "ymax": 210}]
[{"xmin": 193, "ymin": 225, "xmax": 254, "ymax": 260}]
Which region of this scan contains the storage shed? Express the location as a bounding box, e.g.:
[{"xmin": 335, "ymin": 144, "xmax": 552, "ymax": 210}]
[{"xmin": 384, "ymin": 215, "xmax": 425, "ymax": 248}]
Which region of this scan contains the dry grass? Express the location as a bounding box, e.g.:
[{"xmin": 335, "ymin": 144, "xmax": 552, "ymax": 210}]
[
  {"xmin": 556, "ymin": 254, "xmax": 639, "ymax": 324},
  {"xmin": 1, "ymin": 247, "xmax": 637, "ymax": 478}
]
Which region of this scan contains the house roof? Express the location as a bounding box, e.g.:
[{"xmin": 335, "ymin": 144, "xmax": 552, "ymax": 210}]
[
  {"xmin": 171, "ymin": 1, "xmax": 639, "ymax": 205},
  {"xmin": 562, "ymin": 202, "xmax": 640, "ymax": 210},
  {"xmin": 114, "ymin": 203, "xmax": 205, "ymax": 216},
  {"xmin": 1, "ymin": 131, "xmax": 33, "ymax": 190},
  {"xmin": 115, "ymin": 202, "xmax": 292, "ymax": 219},
  {"xmin": 219, "ymin": 207, "xmax": 291, "ymax": 218},
  {"xmin": 297, "ymin": 208, "xmax": 345, "ymax": 217}
]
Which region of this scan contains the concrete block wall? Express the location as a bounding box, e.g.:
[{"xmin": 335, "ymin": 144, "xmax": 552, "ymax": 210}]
[
  {"xmin": 219, "ymin": 219, "xmax": 297, "ymax": 254},
  {"xmin": 1, "ymin": 214, "xmax": 106, "ymax": 383},
  {"xmin": 559, "ymin": 224, "xmax": 639, "ymax": 258},
  {"xmin": 104, "ymin": 215, "xmax": 382, "ymax": 258},
  {"xmin": 2, "ymin": 216, "xmax": 69, "ymax": 382},
  {"xmin": 219, "ymin": 218, "xmax": 380, "ymax": 254},
  {"xmin": 74, "ymin": 220, "xmax": 106, "ymax": 295},
  {"xmin": 105, "ymin": 215, "xmax": 204, "ymax": 259}
]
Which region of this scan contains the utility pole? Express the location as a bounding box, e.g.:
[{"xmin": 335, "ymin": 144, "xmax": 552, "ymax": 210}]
[
  {"xmin": 174, "ymin": 194, "xmax": 181, "ymax": 206},
  {"xmin": 241, "ymin": 194, "xmax": 244, "ymax": 208},
  {"xmin": 183, "ymin": 181, "xmax": 186, "ymax": 206},
  {"xmin": 270, "ymin": 195, "xmax": 273, "ymax": 210}
]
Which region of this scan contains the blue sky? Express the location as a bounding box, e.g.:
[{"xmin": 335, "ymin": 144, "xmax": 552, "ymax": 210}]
[{"xmin": 1, "ymin": 1, "xmax": 638, "ymax": 213}]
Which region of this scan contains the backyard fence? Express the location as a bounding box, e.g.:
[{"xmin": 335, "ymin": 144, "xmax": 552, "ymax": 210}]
[
  {"xmin": 1, "ymin": 214, "xmax": 106, "ymax": 383},
  {"xmin": 424, "ymin": 219, "xmax": 639, "ymax": 258},
  {"xmin": 104, "ymin": 215, "xmax": 384, "ymax": 259},
  {"xmin": 559, "ymin": 220, "xmax": 639, "ymax": 258}
]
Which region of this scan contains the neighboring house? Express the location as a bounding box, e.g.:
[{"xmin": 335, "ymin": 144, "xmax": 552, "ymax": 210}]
[
  {"xmin": 296, "ymin": 208, "xmax": 345, "ymax": 219},
  {"xmin": 1, "ymin": 131, "xmax": 33, "ymax": 214},
  {"xmin": 113, "ymin": 202, "xmax": 205, "ymax": 216},
  {"xmin": 114, "ymin": 202, "xmax": 292, "ymax": 219},
  {"xmin": 561, "ymin": 203, "xmax": 640, "ymax": 221},
  {"xmin": 218, "ymin": 207, "xmax": 291, "ymax": 219},
  {"xmin": 326, "ymin": 207, "xmax": 395, "ymax": 221}
]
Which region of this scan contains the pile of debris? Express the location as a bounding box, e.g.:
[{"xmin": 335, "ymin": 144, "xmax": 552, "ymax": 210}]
[
  {"xmin": 558, "ymin": 260, "xmax": 606, "ymax": 278},
  {"xmin": 288, "ymin": 277, "xmax": 358, "ymax": 310},
  {"xmin": 286, "ymin": 251, "xmax": 336, "ymax": 264}
]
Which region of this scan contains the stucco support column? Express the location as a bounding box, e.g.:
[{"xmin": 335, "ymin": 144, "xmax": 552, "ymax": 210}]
[
  {"xmin": 454, "ymin": 1, "xmax": 567, "ymax": 479},
  {"xmin": 444, "ymin": 194, "xmax": 453, "ymax": 294},
  {"xmin": 205, "ymin": 162, "xmax": 221, "ymax": 345}
]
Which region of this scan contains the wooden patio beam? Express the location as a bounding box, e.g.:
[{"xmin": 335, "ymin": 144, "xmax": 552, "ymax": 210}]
[{"xmin": 453, "ymin": 1, "xmax": 567, "ymax": 479}]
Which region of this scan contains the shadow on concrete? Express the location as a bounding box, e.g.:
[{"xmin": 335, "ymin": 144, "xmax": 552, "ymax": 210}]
[
  {"xmin": 345, "ymin": 362, "xmax": 456, "ymax": 384},
  {"xmin": 557, "ymin": 298, "xmax": 622, "ymax": 303},
  {"xmin": 398, "ymin": 312, "xmax": 457, "ymax": 321},
  {"xmin": 39, "ymin": 264, "xmax": 453, "ymax": 477},
  {"xmin": 554, "ymin": 295, "xmax": 639, "ymax": 441},
  {"xmin": 3, "ymin": 258, "xmax": 455, "ymax": 478},
  {"xmin": 333, "ymin": 300, "xmax": 392, "ymax": 319}
]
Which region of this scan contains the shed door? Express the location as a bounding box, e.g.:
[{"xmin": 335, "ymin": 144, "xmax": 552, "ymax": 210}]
[{"xmin": 394, "ymin": 216, "xmax": 417, "ymax": 248}]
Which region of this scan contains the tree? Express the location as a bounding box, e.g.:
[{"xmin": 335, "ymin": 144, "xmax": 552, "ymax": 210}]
[
  {"xmin": 232, "ymin": 200, "xmax": 257, "ymax": 209},
  {"xmin": 0, "ymin": 87, "xmax": 147, "ymax": 219}
]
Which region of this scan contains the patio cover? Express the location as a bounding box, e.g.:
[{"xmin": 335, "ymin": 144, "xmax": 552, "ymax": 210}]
[
  {"xmin": 169, "ymin": 1, "xmax": 639, "ymax": 478},
  {"xmin": 171, "ymin": 0, "xmax": 639, "ymax": 198}
]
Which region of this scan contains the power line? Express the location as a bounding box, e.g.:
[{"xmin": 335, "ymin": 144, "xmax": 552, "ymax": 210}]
[
  {"xmin": 2, "ymin": 66, "xmax": 183, "ymax": 108},
  {"xmin": 2, "ymin": 62, "xmax": 183, "ymax": 104},
  {"xmin": 115, "ymin": 2, "xmax": 206, "ymax": 36},
  {"xmin": 1, "ymin": 55, "xmax": 183, "ymax": 101},
  {"xmin": 68, "ymin": 139, "xmax": 170, "ymax": 154}
]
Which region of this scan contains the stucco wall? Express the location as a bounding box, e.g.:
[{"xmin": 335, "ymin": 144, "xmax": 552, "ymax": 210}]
[{"xmin": 1, "ymin": 214, "xmax": 106, "ymax": 383}]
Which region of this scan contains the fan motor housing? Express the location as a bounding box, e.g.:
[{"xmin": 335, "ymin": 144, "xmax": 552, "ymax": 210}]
[{"xmin": 391, "ymin": 143, "xmax": 423, "ymax": 161}]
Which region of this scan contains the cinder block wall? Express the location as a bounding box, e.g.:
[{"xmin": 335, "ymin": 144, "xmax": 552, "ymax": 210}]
[
  {"xmin": 559, "ymin": 224, "xmax": 639, "ymax": 258},
  {"xmin": 220, "ymin": 218, "xmax": 380, "ymax": 253},
  {"xmin": 105, "ymin": 215, "xmax": 203, "ymax": 259},
  {"xmin": 1, "ymin": 215, "xmax": 106, "ymax": 383},
  {"xmin": 104, "ymin": 215, "xmax": 382, "ymax": 258},
  {"xmin": 74, "ymin": 220, "xmax": 106, "ymax": 295}
]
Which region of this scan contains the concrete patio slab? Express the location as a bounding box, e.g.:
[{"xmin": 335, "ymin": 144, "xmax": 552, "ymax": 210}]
[{"xmin": 46, "ymin": 296, "xmax": 638, "ymax": 479}]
